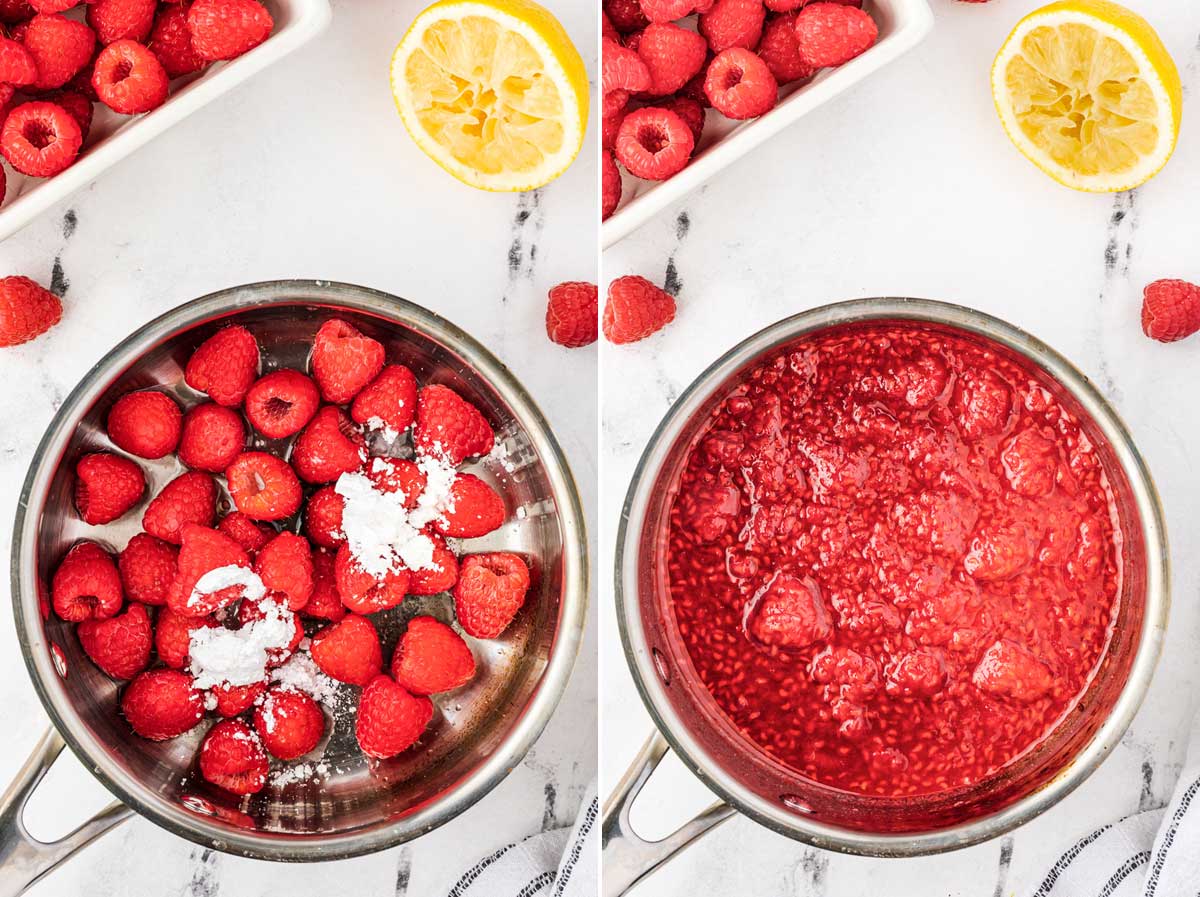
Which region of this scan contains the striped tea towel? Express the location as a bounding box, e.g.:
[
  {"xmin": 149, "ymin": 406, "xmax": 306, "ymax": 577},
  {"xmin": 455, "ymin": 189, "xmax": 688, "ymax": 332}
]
[
  {"xmin": 448, "ymin": 781, "xmax": 598, "ymax": 897},
  {"xmin": 1032, "ymin": 709, "xmax": 1200, "ymax": 897}
]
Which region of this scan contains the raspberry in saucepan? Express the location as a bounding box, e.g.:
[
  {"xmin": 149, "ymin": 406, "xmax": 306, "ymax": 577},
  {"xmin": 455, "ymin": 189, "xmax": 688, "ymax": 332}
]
[
  {"xmin": 433, "ymin": 473, "xmax": 506, "ymax": 539},
  {"xmin": 253, "ymin": 688, "xmax": 324, "ymax": 760},
  {"xmin": 413, "ymin": 384, "xmax": 494, "ymax": 465},
  {"xmin": 311, "ymin": 318, "xmax": 385, "ymax": 405},
  {"xmin": 253, "ymin": 531, "xmax": 313, "ymax": 610},
  {"xmin": 121, "ymin": 668, "xmax": 204, "ymax": 740},
  {"xmin": 75, "ymin": 452, "xmax": 145, "ymax": 525},
  {"xmin": 78, "ymin": 602, "xmax": 152, "ymax": 680},
  {"xmin": 143, "ymin": 470, "xmax": 217, "ymax": 544},
  {"xmin": 244, "ymin": 369, "xmax": 320, "ymax": 438},
  {"xmin": 350, "ymin": 364, "xmax": 418, "ymax": 434},
  {"xmin": 391, "ymin": 615, "xmax": 475, "ymax": 695},
  {"xmin": 290, "ymin": 405, "xmax": 366, "ymax": 483},
  {"xmin": 198, "ymin": 718, "xmax": 269, "ymax": 794},
  {"xmin": 453, "ymin": 552, "xmax": 531, "ymax": 639},
  {"xmin": 106, "ymin": 390, "xmax": 182, "ymax": 459},
  {"xmin": 185, "ymin": 325, "xmax": 260, "ymax": 407},
  {"xmin": 178, "ymin": 402, "xmax": 245, "ymax": 472},
  {"xmin": 118, "ymin": 532, "xmax": 178, "ymax": 606},
  {"xmin": 51, "ymin": 541, "xmax": 123, "ymax": 622},
  {"xmin": 225, "ymin": 451, "xmax": 302, "ymax": 521},
  {"xmin": 309, "ymin": 614, "xmax": 382, "ymax": 686},
  {"xmin": 355, "ymin": 674, "xmax": 433, "ymax": 759}
]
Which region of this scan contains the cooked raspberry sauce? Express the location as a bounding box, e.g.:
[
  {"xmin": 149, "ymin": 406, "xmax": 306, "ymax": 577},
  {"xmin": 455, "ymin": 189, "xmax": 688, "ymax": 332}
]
[{"xmin": 666, "ymin": 322, "xmax": 1121, "ymax": 797}]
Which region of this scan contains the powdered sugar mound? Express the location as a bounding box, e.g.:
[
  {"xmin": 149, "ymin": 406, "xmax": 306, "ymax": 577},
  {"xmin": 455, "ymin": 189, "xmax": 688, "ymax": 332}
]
[
  {"xmin": 187, "ymin": 565, "xmax": 265, "ymax": 610},
  {"xmin": 188, "ymin": 594, "xmax": 296, "ymax": 690},
  {"xmin": 271, "ymin": 649, "xmax": 339, "ymax": 705}
]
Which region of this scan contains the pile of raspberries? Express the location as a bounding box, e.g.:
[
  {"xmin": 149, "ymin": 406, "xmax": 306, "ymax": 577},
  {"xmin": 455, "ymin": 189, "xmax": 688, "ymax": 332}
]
[
  {"xmin": 602, "ymin": 0, "xmax": 879, "ymax": 220},
  {"xmin": 49, "ymin": 317, "xmax": 531, "ymax": 795},
  {"xmin": 0, "ymin": 0, "xmax": 275, "ymax": 199}
]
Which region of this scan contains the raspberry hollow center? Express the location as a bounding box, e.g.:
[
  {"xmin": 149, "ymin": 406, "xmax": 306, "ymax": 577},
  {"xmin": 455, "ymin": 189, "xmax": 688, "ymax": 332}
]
[
  {"xmin": 22, "ymin": 121, "xmax": 55, "ymax": 150},
  {"xmin": 264, "ymin": 397, "xmax": 292, "ymax": 419},
  {"xmin": 113, "ymin": 59, "xmax": 134, "ymax": 84},
  {"xmin": 721, "ymin": 66, "xmax": 745, "ymax": 91},
  {"xmin": 636, "ymin": 125, "xmax": 669, "ymax": 155}
]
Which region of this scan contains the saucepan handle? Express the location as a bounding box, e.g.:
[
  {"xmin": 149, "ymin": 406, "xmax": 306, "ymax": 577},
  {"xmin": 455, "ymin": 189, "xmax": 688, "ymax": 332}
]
[
  {"xmin": 601, "ymin": 730, "xmax": 736, "ymax": 897},
  {"xmin": 0, "ymin": 729, "xmax": 132, "ymax": 897}
]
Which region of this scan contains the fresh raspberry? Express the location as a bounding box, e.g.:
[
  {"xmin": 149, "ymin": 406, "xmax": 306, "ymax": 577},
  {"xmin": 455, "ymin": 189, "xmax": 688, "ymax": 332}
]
[
  {"xmin": 391, "ymin": 616, "xmax": 475, "ymax": 694},
  {"xmin": 186, "ymin": 0, "xmax": 272, "ymax": 61},
  {"xmin": 602, "ymin": 92, "xmax": 626, "ymax": 151},
  {"xmin": 350, "ymin": 364, "xmax": 418, "ymax": 433},
  {"xmin": 253, "ymin": 688, "xmax": 324, "ymax": 760},
  {"xmin": 603, "ymin": 275, "xmax": 677, "ymax": 344},
  {"xmin": 433, "ymin": 474, "xmax": 505, "ymax": 539},
  {"xmin": 303, "ymin": 485, "xmax": 344, "ymax": 549},
  {"xmin": 253, "ymin": 532, "xmax": 313, "ymax": 610},
  {"xmin": 604, "ymin": 0, "xmax": 648, "ymax": 33},
  {"xmin": 366, "ymin": 457, "xmax": 425, "ymax": 508},
  {"xmin": 333, "ymin": 542, "xmax": 409, "ymax": 614},
  {"xmin": 310, "ymin": 614, "xmax": 381, "ymax": 686},
  {"xmin": 118, "ymin": 532, "xmax": 178, "ymax": 606},
  {"xmin": 154, "ymin": 605, "xmax": 216, "ymax": 668},
  {"xmin": 637, "ymin": 22, "xmax": 707, "ymax": 96},
  {"xmin": 310, "ymin": 318, "xmax": 384, "ymax": 404},
  {"xmin": 22, "ymin": 14, "xmax": 95, "ymax": 90},
  {"xmin": 147, "ymin": 2, "xmax": 205, "ymax": 77},
  {"xmin": 705, "ymin": 48, "xmax": 777, "ymax": 119},
  {"xmin": 87, "ymin": 0, "xmax": 154, "ymax": 44},
  {"xmin": 185, "ymin": 325, "xmax": 259, "ymax": 407},
  {"xmin": 106, "ymin": 390, "xmax": 181, "ymax": 459},
  {"xmin": 41, "ymin": 89, "xmax": 93, "ymax": 141},
  {"xmin": 0, "ymin": 100, "xmax": 81, "ymax": 176},
  {"xmin": 121, "ymin": 668, "xmax": 204, "ymax": 740},
  {"xmin": 546, "ymin": 281, "xmax": 598, "ymax": 348},
  {"xmin": 794, "ymin": 2, "xmax": 876, "ymax": 67},
  {"xmin": 764, "ymin": 0, "xmax": 804, "ymax": 9},
  {"xmin": 217, "ymin": 512, "xmax": 274, "ymax": 554},
  {"xmin": 27, "ymin": 0, "xmax": 74, "ymax": 12},
  {"xmin": 78, "ymin": 602, "xmax": 151, "ymax": 679},
  {"xmin": 74, "ymin": 452, "xmax": 144, "ymax": 524},
  {"xmin": 615, "ymin": 106, "xmax": 694, "ymax": 181},
  {"xmin": 143, "ymin": 470, "xmax": 216, "ymax": 544},
  {"xmin": 407, "ymin": 536, "xmax": 459, "ymax": 596},
  {"xmin": 0, "ymin": 35, "xmax": 37, "ymax": 85},
  {"xmin": 657, "ymin": 96, "xmax": 704, "ymax": 144},
  {"xmin": 355, "ymin": 674, "xmax": 432, "ymax": 759},
  {"xmin": 92, "ymin": 39, "xmax": 168, "ymax": 113},
  {"xmin": 603, "ymin": 10, "xmax": 618, "ymax": 41},
  {"xmin": 244, "ymin": 369, "xmax": 320, "ymax": 438},
  {"xmin": 225, "ymin": 451, "xmax": 302, "ymax": 521},
  {"xmin": 700, "ymin": 0, "xmax": 766, "ymax": 52},
  {"xmin": 757, "ymin": 11, "xmax": 815, "ymax": 83},
  {"xmin": 199, "ymin": 719, "xmax": 269, "ymax": 794},
  {"xmin": 413, "ymin": 384, "xmax": 493, "ymax": 465},
  {"xmin": 0, "ymin": 0, "xmax": 34, "ymax": 24},
  {"xmin": 178, "ymin": 402, "xmax": 244, "ymax": 472},
  {"xmin": 236, "ymin": 593, "xmax": 303, "ymax": 665},
  {"xmin": 1141, "ymin": 279, "xmax": 1200, "ymax": 343},
  {"xmin": 0, "ymin": 275, "xmax": 61, "ymax": 346},
  {"xmin": 291, "ymin": 405, "xmax": 366, "ymax": 483},
  {"xmin": 639, "ymin": 0, "xmax": 696, "ymax": 21},
  {"xmin": 211, "ymin": 680, "xmax": 265, "ymax": 717},
  {"xmin": 602, "ymin": 150, "xmax": 621, "ymax": 221},
  {"xmin": 299, "ymin": 548, "xmax": 345, "ymax": 621},
  {"xmin": 678, "ymin": 66, "xmax": 712, "ymax": 106},
  {"xmin": 167, "ymin": 523, "xmax": 251, "ymax": 617},
  {"xmin": 453, "ymin": 552, "xmax": 531, "ymax": 639},
  {"xmin": 603, "ymin": 37, "xmax": 650, "ymax": 95},
  {"xmin": 51, "ymin": 541, "xmax": 122, "ymax": 622}
]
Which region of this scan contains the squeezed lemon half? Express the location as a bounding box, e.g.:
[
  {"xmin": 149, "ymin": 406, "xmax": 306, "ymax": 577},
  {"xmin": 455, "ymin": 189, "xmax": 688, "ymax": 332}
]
[
  {"xmin": 991, "ymin": 0, "xmax": 1181, "ymax": 192},
  {"xmin": 390, "ymin": 0, "xmax": 588, "ymax": 192}
]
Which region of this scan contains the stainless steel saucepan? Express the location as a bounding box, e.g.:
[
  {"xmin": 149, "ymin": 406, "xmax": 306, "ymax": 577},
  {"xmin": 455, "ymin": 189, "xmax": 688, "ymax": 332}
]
[
  {"xmin": 605, "ymin": 298, "xmax": 1168, "ymax": 895},
  {"xmin": 3, "ymin": 281, "xmax": 588, "ymax": 895}
]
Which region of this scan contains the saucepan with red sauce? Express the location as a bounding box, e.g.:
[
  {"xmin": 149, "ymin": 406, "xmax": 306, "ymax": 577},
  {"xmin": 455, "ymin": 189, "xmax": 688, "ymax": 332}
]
[{"xmin": 605, "ymin": 298, "xmax": 1168, "ymax": 894}]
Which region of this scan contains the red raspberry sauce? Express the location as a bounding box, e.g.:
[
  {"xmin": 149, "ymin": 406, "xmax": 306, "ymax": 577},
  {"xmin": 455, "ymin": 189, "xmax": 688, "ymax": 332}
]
[{"xmin": 666, "ymin": 323, "xmax": 1121, "ymax": 797}]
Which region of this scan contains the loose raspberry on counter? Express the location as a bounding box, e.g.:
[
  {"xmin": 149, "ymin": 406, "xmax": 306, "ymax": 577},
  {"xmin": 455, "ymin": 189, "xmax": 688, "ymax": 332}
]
[
  {"xmin": 794, "ymin": 2, "xmax": 877, "ymax": 68},
  {"xmin": 637, "ymin": 22, "xmax": 708, "ymax": 96},
  {"xmin": 245, "ymin": 369, "xmax": 320, "ymax": 438},
  {"xmin": 106, "ymin": 390, "xmax": 182, "ymax": 459},
  {"xmin": 186, "ymin": 0, "xmax": 273, "ymax": 61},
  {"xmin": 0, "ymin": 275, "xmax": 61, "ymax": 346},
  {"xmin": 226, "ymin": 451, "xmax": 303, "ymax": 521},
  {"xmin": 310, "ymin": 614, "xmax": 382, "ymax": 686},
  {"xmin": 454, "ymin": 553, "xmax": 531, "ymax": 639},
  {"xmin": 311, "ymin": 318, "xmax": 385, "ymax": 405},
  {"xmin": 291, "ymin": 405, "xmax": 367, "ymax": 483},
  {"xmin": 253, "ymin": 688, "xmax": 324, "ymax": 760},
  {"xmin": 413, "ymin": 384, "xmax": 494, "ymax": 466},
  {"xmin": 546, "ymin": 281, "xmax": 598, "ymax": 348},
  {"xmin": 699, "ymin": 0, "xmax": 766, "ymax": 53},
  {"xmin": 92, "ymin": 39, "xmax": 169, "ymax": 113},
  {"xmin": 75, "ymin": 452, "xmax": 145, "ymax": 524},
  {"xmin": 391, "ymin": 616, "xmax": 476, "ymax": 695},
  {"xmin": 118, "ymin": 532, "xmax": 178, "ymax": 606},
  {"xmin": 86, "ymin": 0, "xmax": 155, "ymax": 45},
  {"xmin": 178, "ymin": 402, "xmax": 245, "ymax": 472},
  {"xmin": 143, "ymin": 470, "xmax": 217, "ymax": 544},
  {"xmin": 615, "ymin": 106, "xmax": 695, "ymax": 181},
  {"xmin": 198, "ymin": 718, "xmax": 269, "ymax": 794},
  {"xmin": 121, "ymin": 668, "xmax": 205, "ymax": 740},
  {"xmin": 22, "ymin": 14, "xmax": 95, "ymax": 90},
  {"xmin": 51, "ymin": 541, "xmax": 123, "ymax": 622},
  {"xmin": 1141, "ymin": 278, "xmax": 1200, "ymax": 343},
  {"xmin": 78, "ymin": 603, "xmax": 152, "ymax": 680},
  {"xmin": 0, "ymin": 100, "xmax": 82, "ymax": 176},
  {"xmin": 350, "ymin": 364, "xmax": 418, "ymax": 434},
  {"xmin": 705, "ymin": 48, "xmax": 778, "ymax": 119},
  {"xmin": 185, "ymin": 325, "xmax": 260, "ymax": 407},
  {"xmin": 603, "ymin": 275, "xmax": 677, "ymax": 344},
  {"xmin": 602, "ymin": 151, "xmax": 621, "ymax": 221},
  {"xmin": 355, "ymin": 674, "xmax": 433, "ymax": 759}
]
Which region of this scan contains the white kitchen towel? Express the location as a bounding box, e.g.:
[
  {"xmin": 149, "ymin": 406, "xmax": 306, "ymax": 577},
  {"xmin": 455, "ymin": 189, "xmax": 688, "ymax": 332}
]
[
  {"xmin": 1032, "ymin": 709, "xmax": 1200, "ymax": 897},
  {"xmin": 447, "ymin": 781, "xmax": 598, "ymax": 897}
]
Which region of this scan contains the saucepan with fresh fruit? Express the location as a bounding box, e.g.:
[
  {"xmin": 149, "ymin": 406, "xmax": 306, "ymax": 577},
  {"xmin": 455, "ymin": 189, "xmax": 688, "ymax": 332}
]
[
  {"xmin": 1, "ymin": 280, "xmax": 586, "ymax": 894},
  {"xmin": 605, "ymin": 298, "xmax": 1167, "ymax": 895}
]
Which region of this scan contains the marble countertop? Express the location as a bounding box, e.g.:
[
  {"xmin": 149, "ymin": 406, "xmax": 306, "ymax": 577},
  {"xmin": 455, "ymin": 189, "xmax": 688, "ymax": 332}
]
[
  {"xmin": 601, "ymin": 0, "xmax": 1200, "ymax": 893},
  {"xmin": 0, "ymin": 0, "xmax": 597, "ymax": 893}
]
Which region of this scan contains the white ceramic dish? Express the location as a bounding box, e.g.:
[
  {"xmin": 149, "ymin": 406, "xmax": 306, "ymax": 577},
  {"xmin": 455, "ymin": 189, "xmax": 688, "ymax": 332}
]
[
  {"xmin": 0, "ymin": 0, "xmax": 331, "ymax": 243},
  {"xmin": 602, "ymin": 0, "xmax": 934, "ymax": 248}
]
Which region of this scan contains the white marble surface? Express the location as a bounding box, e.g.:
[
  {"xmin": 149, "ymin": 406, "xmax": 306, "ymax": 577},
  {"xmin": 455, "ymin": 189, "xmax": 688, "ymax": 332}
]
[
  {"xmin": 0, "ymin": 0, "xmax": 597, "ymax": 893},
  {"xmin": 601, "ymin": 0, "xmax": 1200, "ymax": 893}
]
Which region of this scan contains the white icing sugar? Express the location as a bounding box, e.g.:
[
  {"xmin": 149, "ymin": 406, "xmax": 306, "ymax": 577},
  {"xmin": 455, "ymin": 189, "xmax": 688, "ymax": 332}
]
[
  {"xmin": 271, "ymin": 649, "xmax": 338, "ymax": 704},
  {"xmin": 187, "ymin": 565, "xmax": 266, "ymax": 610},
  {"xmin": 334, "ymin": 454, "xmax": 458, "ymax": 577},
  {"xmin": 365, "ymin": 416, "xmax": 400, "ymax": 443},
  {"xmin": 188, "ymin": 594, "xmax": 296, "ymax": 690},
  {"xmin": 485, "ymin": 441, "xmax": 517, "ymax": 474},
  {"xmin": 269, "ymin": 760, "xmax": 330, "ymax": 787}
]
